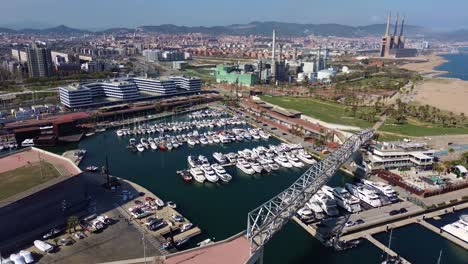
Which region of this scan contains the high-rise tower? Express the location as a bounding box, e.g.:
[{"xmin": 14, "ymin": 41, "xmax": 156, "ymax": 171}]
[
  {"xmin": 27, "ymin": 43, "xmax": 53, "ymax": 78},
  {"xmin": 271, "ymin": 30, "xmax": 277, "ymax": 82}
]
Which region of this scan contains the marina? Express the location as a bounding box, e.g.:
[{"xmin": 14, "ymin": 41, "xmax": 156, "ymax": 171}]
[{"xmin": 47, "ymin": 108, "xmax": 467, "ymax": 263}]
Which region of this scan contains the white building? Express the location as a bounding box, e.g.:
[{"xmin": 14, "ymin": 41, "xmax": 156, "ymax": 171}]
[
  {"xmin": 169, "ymin": 76, "xmax": 202, "ymax": 91},
  {"xmin": 317, "ymin": 68, "xmax": 337, "ymax": 82},
  {"xmin": 366, "ymin": 142, "xmax": 435, "ymax": 170},
  {"xmin": 130, "ymin": 77, "xmax": 178, "ymax": 94}
]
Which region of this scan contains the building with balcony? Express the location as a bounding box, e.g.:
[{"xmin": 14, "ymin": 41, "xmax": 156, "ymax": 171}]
[{"xmin": 366, "ymin": 141, "xmax": 435, "ymax": 171}]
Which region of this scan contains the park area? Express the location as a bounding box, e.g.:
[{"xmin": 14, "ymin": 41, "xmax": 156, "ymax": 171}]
[
  {"xmin": 260, "ymin": 95, "xmax": 468, "ymax": 138},
  {"xmin": 0, "ymin": 161, "xmax": 61, "ymax": 201}
]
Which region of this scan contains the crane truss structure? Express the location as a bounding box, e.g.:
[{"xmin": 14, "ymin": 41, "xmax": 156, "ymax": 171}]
[{"xmin": 246, "ymin": 129, "xmax": 375, "ymax": 254}]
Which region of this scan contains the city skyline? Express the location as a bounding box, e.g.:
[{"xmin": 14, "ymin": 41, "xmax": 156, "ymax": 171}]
[{"xmin": 1, "ymin": 0, "xmax": 467, "ymax": 30}]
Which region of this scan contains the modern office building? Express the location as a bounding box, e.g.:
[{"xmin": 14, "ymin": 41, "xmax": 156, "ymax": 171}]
[
  {"xmin": 26, "ymin": 44, "xmax": 54, "ymax": 77},
  {"xmin": 170, "ymin": 76, "xmax": 202, "ymax": 91},
  {"xmin": 366, "ymin": 141, "xmax": 435, "ymax": 170},
  {"xmin": 59, "ymin": 84, "xmax": 93, "ymax": 108},
  {"xmin": 130, "ymin": 77, "xmax": 178, "ymax": 94}
]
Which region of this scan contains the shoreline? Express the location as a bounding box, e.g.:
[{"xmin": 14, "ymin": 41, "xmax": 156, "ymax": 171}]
[{"xmin": 400, "ymin": 52, "xmax": 450, "ymax": 77}]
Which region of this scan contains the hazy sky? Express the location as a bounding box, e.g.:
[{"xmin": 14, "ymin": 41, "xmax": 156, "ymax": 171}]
[{"xmin": 1, "ymin": 0, "xmax": 467, "ymax": 30}]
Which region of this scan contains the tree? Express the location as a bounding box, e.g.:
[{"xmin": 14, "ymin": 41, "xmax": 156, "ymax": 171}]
[{"xmin": 67, "ymin": 215, "xmax": 79, "ymax": 234}]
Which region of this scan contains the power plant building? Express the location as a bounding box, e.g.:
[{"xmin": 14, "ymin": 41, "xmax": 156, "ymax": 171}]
[
  {"xmin": 215, "ymin": 64, "xmax": 258, "ymax": 87},
  {"xmin": 380, "ymin": 13, "xmax": 417, "ymax": 58}
]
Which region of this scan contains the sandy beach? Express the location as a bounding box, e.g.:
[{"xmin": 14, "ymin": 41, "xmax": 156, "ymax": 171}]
[
  {"xmin": 400, "ymin": 54, "xmax": 448, "ymax": 76},
  {"xmin": 414, "ymin": 78, "xmax": 468, "ymax": 115}
]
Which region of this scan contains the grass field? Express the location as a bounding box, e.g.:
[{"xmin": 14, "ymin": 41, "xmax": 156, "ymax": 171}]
[
  {"xmin": 0, "ymin": 161, "xmax": 61, "ymax": 201},
  {"xmin": 380, "ymin": 119, "xmax": 468, "ymax": 137},
  {"xmin": 260, "ymin": 95, "xmax": 468, "ymax": 137},
  {"xmin": 260, "ymin": 95, "xmax": 373, "ymax": 128}
]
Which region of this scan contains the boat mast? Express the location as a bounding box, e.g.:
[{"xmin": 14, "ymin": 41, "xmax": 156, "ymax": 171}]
[{"xmin": 436, "ymin": 249, "xmax": 443, "ymax": 264}]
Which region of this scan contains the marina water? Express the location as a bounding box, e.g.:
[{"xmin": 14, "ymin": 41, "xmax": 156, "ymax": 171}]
[{"xmin": 55, "ymin": 112, "xmax": 466, "ymax": 263}]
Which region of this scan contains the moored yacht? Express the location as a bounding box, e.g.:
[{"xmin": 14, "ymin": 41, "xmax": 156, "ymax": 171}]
[
  {"xmin": 136, "ymin": 144, "xmax": 145, "ymax": 152},
  {"xmin": 201, "ymin": 164, "xmax": 219, "ymax": 183},
  {"xmin": 345, "ymin": 183, "xmax": 382, "ymax": 208},
  {"xmin": 362, "ymin": 179, "xmax": 399, "ymax": 203},
  {"xmin": 213, "ymin": 152, "xmax": 228, "ymax": 164},
  {"xmin": 274, "ymin": 156, "xmax": 293, "ymax": 168},
  {"xmin": 286, "ymin": 154, "xmax": 305, "ymax": 168},
  {"xmin": 236, "ymin": 158, "xmax": 255, "ymax": 175},
  {"xmin": 441, "ymin": 215, "xmax": 468, "ymax": 243},
  {"xmin": 190, "ymin": 167, "xmax": 205, "ymax": 183},
  {"xmin": 330, "ymin": 187, "xmax": 361, "ymax": 213},
  {"xmin": 297, "ymin": 151, "xmax": 316, "ymax": 165},
  {"xmin": 315, "ymin": 191, "xmax": 339, "ymax": 216}
]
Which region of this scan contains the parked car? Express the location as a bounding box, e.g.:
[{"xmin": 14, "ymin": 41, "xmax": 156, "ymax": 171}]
[
  {"xmin": 399, "ymin": 208, "xmax": 408, "ymax": 214},
  {"xmin": 355, "ymin": 219, "xmax": 365, "ymax": 225},
  {"xmin": 345, "ymin": 221, "xmax": 354, "ymax": 227},
  {"xmin": 389, "ymin": 210, "xmax": 399, "ymax": 216}
]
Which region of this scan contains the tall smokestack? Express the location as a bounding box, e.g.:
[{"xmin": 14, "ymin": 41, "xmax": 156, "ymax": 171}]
[
  {"xmin": 385, "ymin": 12, "xmax": 391, "ymax": 36},
  {"xmin": 399, "ymin": 16, "xmax": 405, "ymax": 36},
  {"xmin": 272, "ymin": 30, "xmax": 276, "ymax": 62},
  {"xmin": 393, "ymin": 13, "xmax": 399, "ymax": 37}
]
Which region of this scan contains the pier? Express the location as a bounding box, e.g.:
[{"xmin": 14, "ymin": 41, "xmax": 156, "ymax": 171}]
[{"xmin": 365, "ymin": 235, "xmax": 411, "ymax": 264}]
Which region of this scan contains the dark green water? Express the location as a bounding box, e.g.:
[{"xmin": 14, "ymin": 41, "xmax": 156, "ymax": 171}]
[
  {"xmin": 50, "ymin": 113, "xmax": 467, "ymax": 263},
  {"xmin": 374, "ymin": 223, "xmax": 468, "ymax": 264}
]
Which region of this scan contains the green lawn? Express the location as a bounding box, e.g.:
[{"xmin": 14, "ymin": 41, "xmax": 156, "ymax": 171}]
[
  {"xmin": 380, "ymin": 120, "xmax": 468, "ymax": 137},
  {"xmin": 260, "ymin": 96, "xmax": 468, "ymax": 137},
  {"xmin": 0, "ymin": 161, "xmax": 61, "ymax": 201},
  {"xmin": 260, "ymin": 95, "xmax": 373, "ymax": 128}
]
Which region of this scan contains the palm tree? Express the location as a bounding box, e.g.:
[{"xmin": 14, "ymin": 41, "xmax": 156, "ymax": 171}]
[{"xmin": 67, "ymin": 215, "xmax": 79, "ymax": 234}]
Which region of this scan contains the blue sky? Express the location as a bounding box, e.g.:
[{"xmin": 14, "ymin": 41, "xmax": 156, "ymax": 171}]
[{"xmin": 1, "ymin": 0, "xmax": 467, "ymax": 30}]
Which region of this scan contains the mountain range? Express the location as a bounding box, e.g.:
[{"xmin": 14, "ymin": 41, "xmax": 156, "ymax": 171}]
[{"xmin": 0, "ymin": 22, "xmax": 465, "ymax": 40}]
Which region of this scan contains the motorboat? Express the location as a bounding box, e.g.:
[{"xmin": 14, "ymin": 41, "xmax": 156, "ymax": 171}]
[
  {"xmin": 188, "ymin": 155, "xmax": 200, "ymax": 168},
  {"xmin": 180, "ymin": 223, "xmax": 193, "ymax": 232},
  {"xmin": 198, "ymin": 155, "xmax": 209, "ymax": 165},
  {"xmin": 315, "ymin": 191, "xmax": 339, "ymax": 216},
  {"xmin": 129, "ymin": 138, "xmax": 136, "ymax": 145},
  {"xmin": 250, "ymin": 161, "xmax": 264, "ymax": 173},
  {"xmin": 150, "ymin": 142, "xmax": 158, "ymax": 150},
  {"xmin": 236, "ymin": 158, "xmax": 255, "ymax": 175},
  {"xmin": 218, "ymin": 172, "xmax": 233, "ymax": 183},
  {"xmin": 167, "ymin": 201, "xmax": 177, "ymax": 209},
  {"xmin": 213, "ymin": 152, "xmax": 228, "ymax": 164},
  {"xmin": 286, "ymin": 154, "xmax": 305, "ymax": 168},
  {"xmin": 175, "ymin": 237, "xmax": 190, "ymax": 247},
  {"xmin": 274, "ymin": 156, "xmax": 293, "ymax": 168},
  {"xmin": 190, "ymin": 167, "xmax": 206, "ymax": 183},
  {"xmin": 171, "ymin": 214, "xmax": 184, "ymax": 222},
  {"xmin": 306, "ymin": 199, "xmax": 325, "ymax": 220},
  {"xmin": 178, "ymin": 170, "xmax": 193, "ymax": 182},
  {"xmin": 116, "ymin": 130, "xmax": 124, "ymax": 137},
  {"xmin": 362, "ymin": 179, "xmax": 399, "ymax": 203},
  {"xmin": 269, "ymin": 163, "xmax": 280, "ymax": 170},
  {"xmin": 345, "ymin": 183, "xmax": 382, "ymax": 208},
  {"xmin": 136, "ymin": 144, "xmax": 145, "ymax": 152},
  {"xmin": 201, "ymin": 164, "xmax": 219, "ymax": 183},
  {"xmin": 297, "ymin": 207, "xmax": 315, "ymax": 220},
  {"xmin": 34, "ymin": 240, "xmax": 54, "ymax": 253},
  {"xmin": 225, "ymin": 153, "xmax": 238, "ymax": 163},
  {"xmin": 187, "ymin": 138, "xmax": 196, "ymax": 146},
  {"xmin": 297, "ymin": 151, "xmax": 316, "ymax": 165},
  {"xmin": 155, "ymin": 199, "xmax": 165, "ymax": 207},
  {"xmin": 331, "ymin": 187, "xmax": 362, "ymax": 213},
  {"xmin": 441, "ymin": 214, "xmax": 468, "ymax": 243},
  {"xmin": 167, "ymin": 143, "xmax": 173, "ymax": 150}
]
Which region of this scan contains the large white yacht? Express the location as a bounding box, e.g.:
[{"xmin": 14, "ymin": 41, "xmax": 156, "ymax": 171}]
[
  {"xmin": 286, "ymin": 154, "xmax": 305, "ymax": 168},
  {"xmin": 274, "ymin": 155, "xmax": 293, "ymax": 168},
  {"xmin": 189, "ymin": 167, "xmax": 205, "ymax": 183},
  {"xmin": 236, "ymin": 158, "xmax": 255, "ymax": 175},
  {"xmin": 315, "ymin": 190, "xmax": 339, "ymax": 216},
  {"xmin": 345, "ymin": 183, "xmax": 382, "ymax": 208},
  {"xmin": 362, "ymin": 179, "xmax": 399, "ymax": 203},
  {"xmin": 441, "ymin": 215, "xmax": 468, "ymax": 243},
  {"xmin": 297, "ymin": 150, "xmax": 316, "ymax": 165},
  {"xmin": 200, "ymin": 164, "xmax": 219, "ymax": 183},
  {"xmin": 306, "ymin": 198, "xmax": 325, "ymax": 220},
  {"xmin": 327, "ymin": 186, "xmax": 361, "ymax": 213}
]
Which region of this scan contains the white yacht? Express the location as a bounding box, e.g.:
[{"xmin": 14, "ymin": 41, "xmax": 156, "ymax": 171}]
[
  {"xmin": 187, "ymin": 138, "xmax": 196, "ymax": 146},
  {"xmin": 150, "ymin": 142, "xmax": 158, "ymax": 150},
  {"xmin": 190, "ymin": 167, "xmax": 205, "ymax": 183},
  {"xmin": 213, "ymin": 152, "xmax": 228, "ymax": 164},
  {"xmin": 329, "ymin": 187, "xmax": 361, "ymax": 213},
  {"xmin": 236, "ymin": 158, "xmax": 255, "ymax": 175},
  {"xmin": 345, "ymin": 183, "xmax": 382, "ymax": 208},
  {"xmin": 250, "ymin": 161, "xmax": 264, "ymax": 173},
  {"xmin": 362, "ymin": 179, "xmax": 399, "ymax": 203},
  {"xmin": 129, "ymin": 138, "xmax": 136, "ymax": 145},
  {"xmin": 315, "ymin": 191, "xmax": 339, "ymax": 216},
  {"xmin": 116, "ymin": 130, "xmax": 124, "ymax": 136},
  {"xmin": 306, "ymin": 199, "xmax": 325, "ymax": 220},
  {"xmin": 274, "ymin": 156, "xmax": 293, "ymax": 168},
  {"xmin": 136, "ymin": 144, "xmax": 145, "ymax": 152},
  {"xmin": 212, "ymin": 164, "xmax": 233, "ymax": 183},
  {"xmin": 286, "ymin": 154, "xmax": 305, "ymax": 168},
  {"xmin": 297, "ymin": 151, "xmax": 316, "ymax": 165},
  {"xmin": 201, "ymin": 164, "xmax": 219, "ymax": 183},
  {"xmin": 297, "ymin": 207, "xmax": 315, "ymax": 220},
  {"xmin": 441, "ymin": 215, "xmax": 468, "ymax": 243}
]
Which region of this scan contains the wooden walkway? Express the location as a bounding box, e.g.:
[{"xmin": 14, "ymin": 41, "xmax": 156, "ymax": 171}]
[
  {"xmin": 365, "ymin": 235, "xmax": 411, "ymax": 264},
  {"xmin": 419, "ymin": 220, "xmax": 468, "ymax": 250}
]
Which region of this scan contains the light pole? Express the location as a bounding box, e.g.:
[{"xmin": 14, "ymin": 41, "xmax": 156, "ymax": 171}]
[{"xmin": 142, "ymin": 233, "xmax": 147, "ymax": 264}]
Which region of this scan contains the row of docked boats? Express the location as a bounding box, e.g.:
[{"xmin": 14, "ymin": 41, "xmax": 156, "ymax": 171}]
[
  {"xmin": 0, "ymin": 141, "xmax": 18, "ymax": 151},
  {"xmin": 184, "ymin": 155, "xmax": 233, "ymax": 183},
  {"xmin": 177, "ymin": 143, "xmax": 317, "ymax": 184},
  {"xmin": 297, "ymin": 180, "xmax": 400, "ymax": 221},
  {"xmin": 127, "ymin": 127, "xmax": 271, "ymax": 153},
  {"xmin": 188, "ymin": 109, "xmax": 228, "ymax": 119},
  {"xmin": 116, "ymin": 116, "xmax": 245, "ymax": 137}
]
